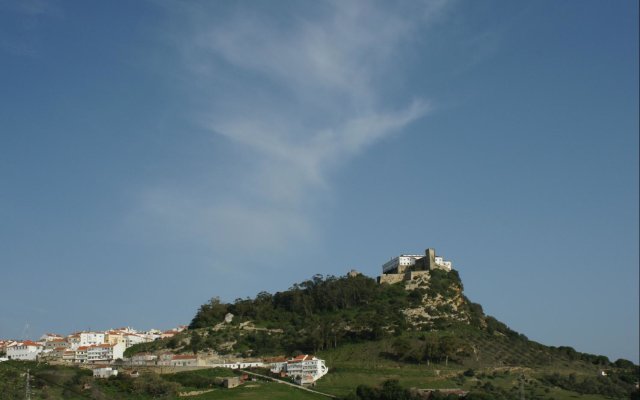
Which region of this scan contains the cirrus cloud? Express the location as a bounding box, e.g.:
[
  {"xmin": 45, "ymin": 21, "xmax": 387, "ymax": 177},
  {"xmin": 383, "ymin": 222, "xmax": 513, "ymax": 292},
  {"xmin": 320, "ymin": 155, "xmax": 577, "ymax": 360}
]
[{"xmin": 135, "ymin": 1, "xmax": 449, "ymax": 260}]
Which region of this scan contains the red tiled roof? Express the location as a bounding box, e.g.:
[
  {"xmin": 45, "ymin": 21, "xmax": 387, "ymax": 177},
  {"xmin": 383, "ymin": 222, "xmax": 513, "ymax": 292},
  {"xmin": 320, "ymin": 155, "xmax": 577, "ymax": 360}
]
[
  {"xmin": 171, "ymin": 355, "xmax": 196, "ymax": 360},
  {"xmin": 291, "ymin": 354, "xmax": 309, "ymax": 362},
  {"xmin": 20, "ymin": 341, "xmax": 42, "ymax": 347}
]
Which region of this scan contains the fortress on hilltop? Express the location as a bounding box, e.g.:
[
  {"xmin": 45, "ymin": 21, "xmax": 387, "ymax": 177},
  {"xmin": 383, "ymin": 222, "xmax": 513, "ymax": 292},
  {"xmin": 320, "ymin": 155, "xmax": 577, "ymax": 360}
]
[{"xmin": 378, "ymin": 248, "xmax": 453, "ymax": 284}]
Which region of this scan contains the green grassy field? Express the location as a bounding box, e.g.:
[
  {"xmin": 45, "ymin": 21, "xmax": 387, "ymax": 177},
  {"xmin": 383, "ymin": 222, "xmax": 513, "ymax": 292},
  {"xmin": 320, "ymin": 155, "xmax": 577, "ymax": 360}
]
[
  {"xmin": 1, "ymin": 358, "xmax": 635, "ymax": 400},
  {"xmin": 190, "ymin": 381, "xmax": 326, "ymax": 399},
  {"xmin": 313, "ymin": 339, "xmax": 629, "ymax": 400}
]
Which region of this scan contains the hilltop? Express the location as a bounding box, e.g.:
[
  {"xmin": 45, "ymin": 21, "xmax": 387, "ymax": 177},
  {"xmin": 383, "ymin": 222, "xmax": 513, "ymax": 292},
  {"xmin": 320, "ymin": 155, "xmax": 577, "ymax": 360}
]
[
  {"xmin": 177, "ymin": 268, "xmax": 613, "ymax": 367},
  {"xmin": 122, "ymin": 249, "xmax": 638, "ymax": 399}
]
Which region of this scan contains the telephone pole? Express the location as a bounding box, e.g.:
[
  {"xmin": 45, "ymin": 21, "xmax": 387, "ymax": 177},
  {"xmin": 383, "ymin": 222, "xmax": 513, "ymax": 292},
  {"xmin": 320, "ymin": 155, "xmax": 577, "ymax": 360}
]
[{"xmin": 25, "ymin": 369, "xmax": 31, "ymax": 400}]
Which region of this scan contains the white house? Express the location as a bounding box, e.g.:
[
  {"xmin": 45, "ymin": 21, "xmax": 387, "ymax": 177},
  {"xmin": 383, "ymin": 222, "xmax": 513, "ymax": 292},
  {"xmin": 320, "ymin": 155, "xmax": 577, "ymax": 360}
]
[
  {"xmin": 67, "ymin": 334, "xmax": 81, "ymax": 349},
  {"xmin": 123, "ymin": 333, "xmax": 149, "ymax": 348},
  {"xmin": 63, "ymin": 350, "xmax": 76, "ymax": 363},
  {"xmin": 0, "ymin": 340, "xmax": 18, "ymax": 354},
  {"xmin": 86, "ymin": 343, "xmax": 125, "ymax": 363},
  {"xmin": 79, "ymin": 332, "xmax": 105, "ymax": 347},
  {"xmin": 93, "ymin": 367, "xmax": 118, "ymax": 379},
  {"xmin": 6, "ymin": 341, "xmax": 43, "ymax": 361},
  {"xmin": 267, "ymin": 354, "xmax": 328, "ymax": 384},
  {"xmin": 74, "ymin": 346, "xmax": 89, "ymax": 363},
  {"xmin": 45, "ymin": 339, "xmax": 69, "ymax": 351}
]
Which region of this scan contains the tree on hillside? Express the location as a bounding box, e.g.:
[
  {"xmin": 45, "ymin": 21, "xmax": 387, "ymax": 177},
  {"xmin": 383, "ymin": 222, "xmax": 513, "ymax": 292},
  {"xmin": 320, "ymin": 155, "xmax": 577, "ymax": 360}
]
[
  {"xmin": 189, "ymin": 297, "xmax": 228, "ymax": 329},
  {"xmin": 190, "ymin": 331, "xmax": 202, "ymax": 354}
]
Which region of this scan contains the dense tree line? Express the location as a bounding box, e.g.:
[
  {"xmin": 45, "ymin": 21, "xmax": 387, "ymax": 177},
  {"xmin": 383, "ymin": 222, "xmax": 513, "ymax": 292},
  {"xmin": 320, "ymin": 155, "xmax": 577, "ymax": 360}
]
[
  {"xmin": 189, "ymin": 274, "xmax": 414, "ymax": 353},
  {"xmin": 187, "ymin": 271, "xmax": 548, "ymax": 357}
]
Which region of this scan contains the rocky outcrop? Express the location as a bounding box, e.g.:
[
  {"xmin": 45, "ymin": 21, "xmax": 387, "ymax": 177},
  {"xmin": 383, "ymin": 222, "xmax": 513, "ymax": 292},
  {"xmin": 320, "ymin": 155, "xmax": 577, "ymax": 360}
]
[{"xmin": 401, "ymin": 271, "xmax": 470, "ymax": 328}]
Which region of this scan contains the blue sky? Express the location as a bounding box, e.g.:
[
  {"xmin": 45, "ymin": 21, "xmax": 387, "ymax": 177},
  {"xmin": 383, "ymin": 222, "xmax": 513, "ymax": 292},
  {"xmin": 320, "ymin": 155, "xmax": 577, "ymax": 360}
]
[{"xmin": 1, "ymin": 0, "xmax": 637, "ymax": 362}]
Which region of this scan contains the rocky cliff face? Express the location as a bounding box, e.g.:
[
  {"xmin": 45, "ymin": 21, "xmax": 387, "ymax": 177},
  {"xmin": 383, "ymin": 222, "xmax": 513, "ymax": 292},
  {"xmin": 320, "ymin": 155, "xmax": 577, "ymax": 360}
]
[{"xmin": 401, "ymin": 270, "xmax": 472, "ymax": 328}]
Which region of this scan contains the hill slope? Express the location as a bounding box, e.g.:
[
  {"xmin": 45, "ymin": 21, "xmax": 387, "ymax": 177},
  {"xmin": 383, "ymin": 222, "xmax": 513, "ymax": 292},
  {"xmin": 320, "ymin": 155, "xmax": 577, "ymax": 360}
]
[
  {"xmin": 125, "ymin": 269, "xmax": 638, "ymax": 399},
  {"xmin": 135, "ymin": 269, "xmax": 625, "ymax": 368}
]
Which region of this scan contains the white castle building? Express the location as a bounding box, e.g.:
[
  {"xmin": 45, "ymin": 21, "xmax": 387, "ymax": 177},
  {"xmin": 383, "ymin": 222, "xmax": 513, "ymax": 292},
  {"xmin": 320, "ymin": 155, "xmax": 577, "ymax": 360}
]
[
  {"xmin": 382, "ymin": 255, "xmax": 424, "ymax": 274},
  {"xmin": 378, "ymin": 248, "xmax": 453, "ymax": 284},
  {"xmin": 381, "ymin": 248, "xmax": 453, "ymax": 274}
]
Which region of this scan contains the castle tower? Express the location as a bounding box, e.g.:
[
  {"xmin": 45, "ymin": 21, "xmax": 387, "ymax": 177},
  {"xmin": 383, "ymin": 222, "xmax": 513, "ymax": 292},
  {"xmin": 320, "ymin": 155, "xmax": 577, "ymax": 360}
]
[{"xmin": 425, "ymin": 248, "xmax": 436, "ymax": 270}]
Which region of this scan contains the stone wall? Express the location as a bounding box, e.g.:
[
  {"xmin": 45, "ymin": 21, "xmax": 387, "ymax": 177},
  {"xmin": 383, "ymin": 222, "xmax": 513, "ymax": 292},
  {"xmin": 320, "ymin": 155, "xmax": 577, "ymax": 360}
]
[
  {"xmin": 378, "ymin": 273, "xmax": 406, "ymax": 285},
  {"xmin": 378, "ymin": 270, "xmax": 430, "ymax": 285},
  {"xmin": 406, "ymin": 270, "xmax": 429, "ymax": 280}
]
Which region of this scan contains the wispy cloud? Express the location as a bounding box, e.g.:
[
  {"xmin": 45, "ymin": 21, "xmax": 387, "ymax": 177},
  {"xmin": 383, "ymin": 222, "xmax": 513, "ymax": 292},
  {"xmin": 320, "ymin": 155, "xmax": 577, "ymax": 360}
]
[{"xmin": 136, "ymin": 1, "xmax": 448, "ymax": 259}]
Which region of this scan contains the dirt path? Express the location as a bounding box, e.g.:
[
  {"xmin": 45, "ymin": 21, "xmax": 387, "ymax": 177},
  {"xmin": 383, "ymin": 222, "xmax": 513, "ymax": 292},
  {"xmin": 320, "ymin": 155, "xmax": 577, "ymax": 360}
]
[
  {"xmin": 239, "ymin": 370, "xmax": 337, "ymax": 398},
  {"xmin": 178, "ymin": 389, "xmax": 215, "ymax": 397}
]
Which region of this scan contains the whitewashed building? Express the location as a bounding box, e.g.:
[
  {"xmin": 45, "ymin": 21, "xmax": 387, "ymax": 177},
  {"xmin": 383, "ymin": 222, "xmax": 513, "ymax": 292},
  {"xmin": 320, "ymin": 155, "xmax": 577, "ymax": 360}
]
[
  {"xmin": 123, "ymin": 333, "xmax": 149, "ymax": 348},
  {"xmin": 67, "ymin": 334, "xmax": 81, "ymax": 349},
  {"xmin": 87, "ymin": 343, "xmax": 125, "ymax": 363},
  {"xmin": 74, "ymin": 346, "xmax": 89, "ymax": 363},
  {"xmin": 45, "ymin": 339, "xmax": 69, "ymax": 351},
  {"xmin": 79, "ymin": 332, "xmax": 105, "ymax": 347},
  {"xmin": 6, "ymin": 341, "xmax": 43, "ymax": 361},
  {"xmin": 93, "ymin": 367, "xmax": 118, "ymax": 378},
  {"xmin": 63, "ymin": 350, "xmax": 76, "ymax": 362},
  {"xmin": 0, "ymin": 340, "xmax": 18, "ymax": 354},
  {"xmin": 267, "ymin": 354, "xmax": 328, "ymax": 384}
]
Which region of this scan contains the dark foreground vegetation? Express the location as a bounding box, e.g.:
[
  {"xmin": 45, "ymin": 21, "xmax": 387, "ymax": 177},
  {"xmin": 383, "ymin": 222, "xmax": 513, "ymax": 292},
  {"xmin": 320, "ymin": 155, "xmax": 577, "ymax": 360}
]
[{"xmin": 0, "ymin": 360, "xmax": 244, "ymax": 399}]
